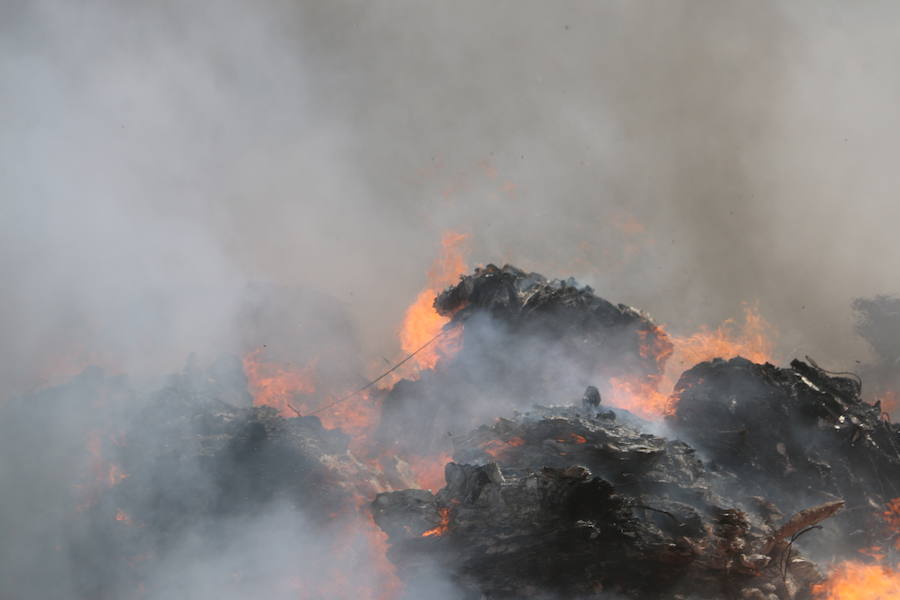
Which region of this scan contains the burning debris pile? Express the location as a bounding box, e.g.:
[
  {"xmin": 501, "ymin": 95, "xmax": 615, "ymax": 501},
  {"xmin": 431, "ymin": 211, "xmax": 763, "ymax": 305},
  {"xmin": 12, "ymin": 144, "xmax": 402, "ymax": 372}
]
[
  {"xmin": 378, "ymin": 264, "xmax": 672, "ymax": 454},
  {"xmin": 4, "ymin": 265, "xmax": 900, "ymax": 599},
  {"xmin": 371, "ymin": 267, "xmax": 900, "ymax": 599},
  {"xmin": 375, "ymin": 404, "xmax": 822, "ymax": 599}
]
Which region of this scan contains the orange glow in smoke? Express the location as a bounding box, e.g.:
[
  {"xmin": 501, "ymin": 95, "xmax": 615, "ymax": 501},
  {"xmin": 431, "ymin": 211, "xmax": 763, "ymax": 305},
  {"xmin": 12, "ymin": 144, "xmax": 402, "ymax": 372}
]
[
  {"xmin": 667, "ymin": 304, "xmax": 774, "ymax": 373},
  {"xmin": 882, "ymin": 497, "xmax": 900, "ymax": 550},
  {"xmin": 76, "ymin": 431, "xmax": 129, "ymax": 511},
  {"xmin": 816, "ymin": 499, "xmax": 900, "ymax": 598},
  {"xmin": 107, "ymin": 464, "xmax": 128, "ymax": 488},
  {"xmin": 398, "ymin": 232, "xmax": 468, "ymax": 373},
  {"xmin": 607, "ymin": 377, "xmax": 675, "ymax": 420},
  {"xmin": 241, "ymin": 348, "xmax": 316, "ymax": 418},
  {"xmin": 405, "ymin": 453, "xmax": 450, "ymax": 492},
  {"xmin": 876, "ymin": 390, "xmax": 899, "ymax": 417},
  {"xmin": 812, "ymin": 562, "xmax": 900, "ymax": 599},
  {"xmin": 421, "ymin": 508, "xmax": 450, "ymax": 538},
  {"xmin": 482, "ymin": 436, "xmax": 525, "ymax": 459},
  {"xmin": 606, "ymin": 305, "xmax": 775, "ymax": 420},
  {"xmin": 242, "ymin": 350, "xmax": 385, "ymax": 454}
]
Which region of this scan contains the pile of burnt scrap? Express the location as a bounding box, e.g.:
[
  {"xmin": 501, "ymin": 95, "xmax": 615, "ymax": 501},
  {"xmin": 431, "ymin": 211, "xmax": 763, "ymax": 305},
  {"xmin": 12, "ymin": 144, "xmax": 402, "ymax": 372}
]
[
  {"xmin": 670, "ymin": 356, "xmax": 900, "ymax": 558},
  {"xmin": 372, "ymin": 268, "xmax": 900, "ymax": 599},
  {"xmin": 374, "ymin": 402, "xmax": 846, "ymax": 599},
  {"xmin": 374, "ymin": 352, "xmax": 900, "ymax": 599},
  {"xmin": 378, "ymin": 264, "xmax": 672, "ymax": 455}
]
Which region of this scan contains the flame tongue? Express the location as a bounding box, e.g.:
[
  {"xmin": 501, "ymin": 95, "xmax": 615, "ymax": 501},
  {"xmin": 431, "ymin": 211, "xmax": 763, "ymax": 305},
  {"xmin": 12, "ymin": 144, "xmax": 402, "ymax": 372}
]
[
  {"xmin": 242, "ymin": 348, "xmax": 316, "ymax": 417},
  {"xmin": 606, "ymin": 304, "xmax": 774, "ymax": 420},
  {"xmin": 813, "ymin": 562, "xmax": 900, "ymax": 599},
  {"xmin": 397, "ymin": 232, "xmax": 468, "ymax": 374}
]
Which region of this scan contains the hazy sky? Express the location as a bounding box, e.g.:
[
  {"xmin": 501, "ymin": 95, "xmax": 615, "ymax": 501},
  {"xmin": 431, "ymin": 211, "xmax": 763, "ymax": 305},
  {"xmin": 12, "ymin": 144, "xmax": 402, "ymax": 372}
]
[{"xmin": 4, "ymin": 0, "xmax": 900, "ymax": 392}]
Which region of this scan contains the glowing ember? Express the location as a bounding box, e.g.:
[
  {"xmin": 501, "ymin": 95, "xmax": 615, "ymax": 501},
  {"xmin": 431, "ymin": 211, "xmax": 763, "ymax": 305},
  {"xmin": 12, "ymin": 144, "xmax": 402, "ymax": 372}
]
[
  {"xmin": 421, "ymin": 508, "xmax": 450, "ymax": 538},
  {"xmin": 115, "ymin": 509, "xmax": 133, "ymax": 525},
  {"xmin": 482, "ymin": 436, "xmax": 525, "ymax": 459},
  {"xmin": 241, "ymin": 348, "xmax": 316, "ymax": 417},
  {"xmin": 107, "ymin": 463, "xmax": 128, "ymax": 487},
  {"xmin": 398, "ymin": 232, "xmax": 468, "ymax": 373},
  {"xmin": 812, "ymin": 562, "xmax": 900, "ymax": 599},
  {"xmin": 552, "ymin": 433, "xmax": 588, "ymax": 444}
]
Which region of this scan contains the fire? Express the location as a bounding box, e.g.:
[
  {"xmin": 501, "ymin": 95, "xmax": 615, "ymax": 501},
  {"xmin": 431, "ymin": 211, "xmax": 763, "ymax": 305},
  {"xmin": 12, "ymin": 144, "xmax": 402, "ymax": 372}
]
[
  {"xmin": 876, "ymin": 390, "xmax": 899, "ymax": 417},
  {"xmin": 76, "ymin": 431, "xmax": 129, "ymax": 511},
  {"xmin": 813, "ymin": 562, "xmax": 900, "ymax": 599},
  {"xmin": 639, "ymin": 324, "xmax": 675, "ymax": 374},
  {"xmin": 606, "ymin": 305, "xmax": 775, "ymax": 420},
  {"xmin": 608, "ymin": 377, "xmax": 674, "ymax": 420},
  {"xmin": 814, "ymin": 499, "xmax": 900, "ymax": 598},
  {"xmin": 421, "ymin": 508, "xmax": 450, "ymax": 538},
  {"xmin": 241, "ymin": 348, "xmax": 316, "ymax": 417},
  {"xmin": 115, "ymin": 509, "xmax": 133, "ymax": 525},
  {"xmin": 107, "ymin": 463, "xmax": 128, "ymax": 487},
  {"xmin": 882, "ymin": 497, "xmax": 900, "ymax": 550},
  {"xmin": 557, "ymin": 433, "xmax": 587, "ymax": 444},
  {"xmin": 397, "ymin": 232, "xmax": 468, "ymax": 373},
  {"xmin": 482, "ymin": 436, "xmax": 525, "ymax": 459},
  {"xmin": 667, "ymin": 303, "xmax": 774, "ymax": 372},
  {"xmin": 405, "ymin": 452, "xmax": 450, "ymax": 492}
]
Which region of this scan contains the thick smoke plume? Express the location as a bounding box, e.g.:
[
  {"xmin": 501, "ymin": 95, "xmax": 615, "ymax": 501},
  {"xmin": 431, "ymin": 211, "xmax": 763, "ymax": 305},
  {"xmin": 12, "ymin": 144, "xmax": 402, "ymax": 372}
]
[
  {"xmin": 5, "ymin": 0, "xmax": 900, "ymax": 390},
  {"xmin": 4, "ymin": 1, "xmax": 900, "ymax": 598}
]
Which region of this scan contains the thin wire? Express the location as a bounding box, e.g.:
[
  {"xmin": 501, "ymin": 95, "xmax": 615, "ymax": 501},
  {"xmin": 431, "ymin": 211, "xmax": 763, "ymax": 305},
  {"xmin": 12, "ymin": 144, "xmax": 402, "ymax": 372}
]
[{"xmin": 307, "ymin": 328, "xmax": 450, "ymax": 416}]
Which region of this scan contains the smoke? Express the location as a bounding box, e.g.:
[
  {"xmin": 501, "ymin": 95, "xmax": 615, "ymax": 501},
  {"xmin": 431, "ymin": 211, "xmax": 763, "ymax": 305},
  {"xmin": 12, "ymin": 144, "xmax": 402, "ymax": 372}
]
[
  {"xmin": 4, "ymin": 0, "xmax": 900, "ymax": 393},
  {"xmin": 4, "ymin": 1, "xmax": 900, "ymax": 598}
]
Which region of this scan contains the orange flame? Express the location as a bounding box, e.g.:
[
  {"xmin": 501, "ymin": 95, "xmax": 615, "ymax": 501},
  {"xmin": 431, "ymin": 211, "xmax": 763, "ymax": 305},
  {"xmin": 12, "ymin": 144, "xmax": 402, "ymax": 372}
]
[
  {"xmin": 876, "ymin": 390, "xmax": 899, "ymax": 417},
  {"xmin": 481, "ymin": 436, "xmax": 525, "ymax": 459},
  {"xmin": 607, "ymin": 377, "xmax": 675, "ymax": 420},
  {"xmin": 813, "ymin": 562, "xmax": 900, "ymax": 599},
  {"xmin": 405, "ymin": 453, "xmax": 450, "ymax": 492},
  {"xmin": 421, "ymin": 508, "xmax": 450, "ymax": 538},
  {"xmin": 397, "ymin": 232, "xmax": 468, "ymax": 374},
  {"xmin": 606, "ymin": 305, "xmax": 775, "ymax": 420},
  {"xmin": 241, "ymin": 349, "xmax": 316, "ymax": 418},
  {"xmin": 668, "ymin": 304, "xmax": 773, "ymax": 373},
  {"xmin": 556, "ymin": 433, "xmax": 587, "ymax": 444},
  {"xmin": 883, "ymin": 497, "xmax": 900, "ymax": 551}
]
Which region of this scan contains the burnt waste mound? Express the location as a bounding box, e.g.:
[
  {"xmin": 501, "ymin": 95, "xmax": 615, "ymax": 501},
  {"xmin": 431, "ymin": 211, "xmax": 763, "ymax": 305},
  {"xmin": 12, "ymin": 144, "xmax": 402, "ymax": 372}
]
[
  {"xmin": 2, "ymin": 265, "xmax": 899, "ymax": 599},
  {"xmin": 378, "ymin": 264, "xmax": 672, "ymax": 455},
  {"xmin": 375, "ymin": 404, "xmax": 840, "ymax": 599},
  {"xmin": 670, "ymin": 356, "xmax": 900, "ymax": 559},
  {"xmin": 375, "ymin": 359, "xmax": 900, "ymax": 598}
]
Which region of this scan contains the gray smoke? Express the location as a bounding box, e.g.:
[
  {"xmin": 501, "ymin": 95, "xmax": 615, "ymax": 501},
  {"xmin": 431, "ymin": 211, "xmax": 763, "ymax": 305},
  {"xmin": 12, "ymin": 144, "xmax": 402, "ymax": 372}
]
[
  {"xmin": 4, "ymin": 1, "xmax": 900, "ymax": 598},
  {"xmin": 4, "ymin": 0, "xmax": 900, "ymax": 393}
]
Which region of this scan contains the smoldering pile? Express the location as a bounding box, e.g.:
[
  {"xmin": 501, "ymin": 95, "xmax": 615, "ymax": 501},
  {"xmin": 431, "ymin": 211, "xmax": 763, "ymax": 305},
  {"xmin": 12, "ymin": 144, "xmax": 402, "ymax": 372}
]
[
  {"xmin": 375, "ymin": 266, "xmax": 900, "ymax": 599},
  {"xmin": 4, "ymin": 264, "xmax": 899, "ymax": 599}
]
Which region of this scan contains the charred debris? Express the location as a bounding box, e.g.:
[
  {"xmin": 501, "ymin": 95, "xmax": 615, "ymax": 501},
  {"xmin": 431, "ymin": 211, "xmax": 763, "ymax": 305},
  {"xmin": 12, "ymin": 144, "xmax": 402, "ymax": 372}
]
[
  {"xmin": 375, "ymin": 266, "xmax": 900, "ymax": 598},
  {"xmin": 4, "ymin": 264, "xmax": 900, "ymax": 599}
]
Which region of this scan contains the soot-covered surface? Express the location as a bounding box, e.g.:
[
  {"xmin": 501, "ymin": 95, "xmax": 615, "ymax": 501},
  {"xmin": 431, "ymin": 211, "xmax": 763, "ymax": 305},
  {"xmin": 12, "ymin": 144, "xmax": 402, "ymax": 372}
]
[{"xmin": 374, "ymin": 404, "xmax": 837, "ymax": 599}]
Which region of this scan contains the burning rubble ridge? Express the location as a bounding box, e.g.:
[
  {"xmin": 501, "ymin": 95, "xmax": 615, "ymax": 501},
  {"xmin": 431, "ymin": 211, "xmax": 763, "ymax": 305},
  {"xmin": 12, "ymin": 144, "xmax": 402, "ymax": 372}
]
[
  {"xmin": 5, "ymin": 264, "xmax": 900, "ymax": 599},
  {"xmin": 374, "ymin": 266, "xmax": 900, "ymax": 599}
]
